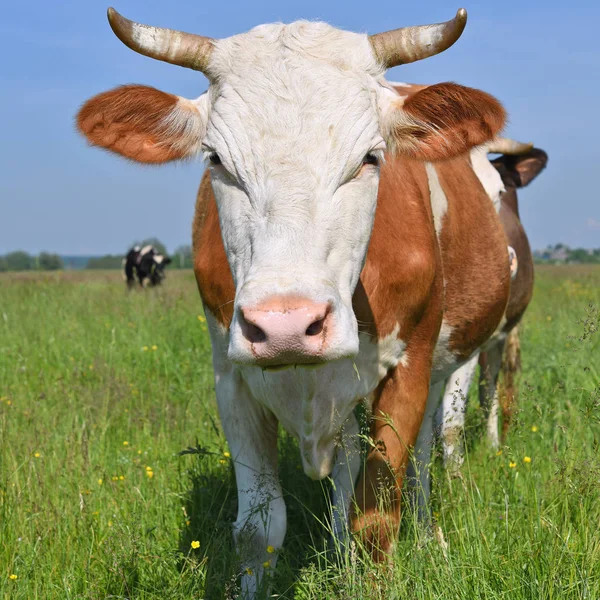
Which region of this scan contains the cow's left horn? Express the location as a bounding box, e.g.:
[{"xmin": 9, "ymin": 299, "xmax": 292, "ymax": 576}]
[
  {"xmin": 107, "ymin": 7, "xmax": 214, "ymax": 72},
  {"xmin": 487, "ymin": 138, "xmax": 534, "ymax": 155},
  {"xmin": 369, "ymin": 8, "xmax": 467, "ymax": 68}
]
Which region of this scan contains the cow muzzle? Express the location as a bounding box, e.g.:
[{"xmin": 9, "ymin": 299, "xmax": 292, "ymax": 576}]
[
  {"xmin": 228, "ymin": 294, "xmax": 358, "ymax": 367},
  {"xmin": 237, "ymin": 296, "xmax": 331, "ymax": 367}
]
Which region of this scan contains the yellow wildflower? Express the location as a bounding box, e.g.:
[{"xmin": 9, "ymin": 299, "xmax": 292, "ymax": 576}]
[
  {"xmin": 145, "ymin": 465, "xmax": 152, "ymax": 471},
  {"xmin": 191, "ymin": 540, "xmax": 200, "ymax": 549},
  {"xmin": 263, "ymin": 560, "xmax": 271, "ymax": 568},
  {"xmin": 546, "ymin": 315, "xmax": 552, "ymax": 322},
  {"xmin": 223, "ymin": 451, "xmax": 231, "ymax": 458},
  {"xmin": 142, "ymin": 346, "xmax": 148, "ymax": 352},
  {"xmin": 89, "ymin": 364, "xmax": 94, "ymax": 370},
  {"xmin": 523, "ymin": 456, "xmax": 532, "ymax": 463},
  {"xmin": 245, "ymin": 568, "xmax": 253, "ymax": 576},
  {"xmin": 9, "ymin": 574, "xmax": 17, "ymax": 581},
  {"xmin": 119, "ymin": 475, "xmax": 125, "ymax": 481},
  {"xmin": 186, "ymin": 519, "xmax": 191, "ymax": 526},
  {"xmin": 219, "ymin": 459, "xmax": 227, "ymax": 465},
  {"xmin": 108, "ymin": 520, "xmax": 113, "ymax": 527},
  {"xmin": 267, "ymin": 545, "xmax": 275, "ymax": 554},
  {"xmin": 98, "ymin": 478, "xmax": 103, "ymax": 485},
  {"xmin": 197, "ymin": 315, "xmax": 206, "ymax": 322},
  {"xmin": 34, "ymin": 452, "xmax": 41, "ymax": 458},
  {"xmin": 6, "ymin": 400, "xmax": 12, "ymax": 406},
  {"xmin": 509, "ymin": 461, "xmax": 517, "ymax": 468},
  {"xmin": 138, "ymin": 450, "xmax": 142, "ymax": 455},
  {"xmin": 151, "ymin": 345, "xmax": 157, "ymax": 351},
  {"xmin": 531, "ymin": 426, "xmax": 538, "ymax": 433},
  {"xmin": 496, "ymin": 449, "xmax": 503, "ymax": 456},
  {"xmin": 123, "ymin": 441, "xmax": 129, "ymax": 446},
  {"xmin": 146, "ymin": 470, "xmax": 154, "ymax": 479}
]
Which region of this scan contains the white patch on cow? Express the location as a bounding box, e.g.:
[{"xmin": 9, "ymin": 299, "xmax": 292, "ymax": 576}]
[
  {"xmin": 438, "ymin": 353, "xmax": 479, "ymax": 468},
  {"xmin": 431, "ymin": 321, "xmax": 457, "ymax": 381},
  {"xmin": 140, "ymin": 245, "xmax": 153, "ymax": 256},
  {"xmin": 154, "ymin": 255, "xmax": 165, "ymax": 265},
  {"xmin": 469, "ymin": 145, "xmax": 505, "ymax": 212},
  {"xmin": 424, "ymin": 162, "xmax": 448, "ymax": 236}
]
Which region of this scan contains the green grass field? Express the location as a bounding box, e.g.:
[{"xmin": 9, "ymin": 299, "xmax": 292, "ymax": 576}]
[{"xmin": 1, "ymin": 266, "xmax": 599, "ymax": 599}]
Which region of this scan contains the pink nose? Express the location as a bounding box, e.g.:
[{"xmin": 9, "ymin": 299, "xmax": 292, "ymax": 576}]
[{"xmin": 239, "ymin": 296, "xmax": 331, "ymax": 365}]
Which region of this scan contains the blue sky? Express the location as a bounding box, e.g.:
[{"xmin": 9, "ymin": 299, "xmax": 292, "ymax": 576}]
[{"xmin": 1, "ymin": 0, "xmax": 598, "ymax": 254}]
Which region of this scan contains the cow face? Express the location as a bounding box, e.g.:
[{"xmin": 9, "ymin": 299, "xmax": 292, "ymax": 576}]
[{"xmin": 77, "ymin": 12, "xmax": 505, "ymax": 368}]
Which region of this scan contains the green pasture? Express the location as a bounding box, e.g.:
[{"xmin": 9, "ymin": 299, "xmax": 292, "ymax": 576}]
[{"xmin": 1, "ymin": 266, "xmax": 599, "ymax": 599}]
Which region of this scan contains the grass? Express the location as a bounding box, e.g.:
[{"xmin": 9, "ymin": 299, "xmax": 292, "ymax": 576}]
[{"xmin": 1, "ymin": 265, "xmax": 599, "ymax": 599}]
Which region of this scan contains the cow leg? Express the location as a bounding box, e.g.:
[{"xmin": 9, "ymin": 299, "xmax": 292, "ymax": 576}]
[
  {"xmin": 351, "ymin": 365, "xmax": 431, "ymax": 559},
  {"xmin": 330, "ymin": 412, "xmax": 361, "ymax": 552},
  {"xmin": 500, "ymin": 326, "xmax": 521, "ymax": 442},
  {"xmin": 406, "ymin": 380, "xmax": 444, "ymax": 523},
  {"xmin": 215, "ymin": 371, "xmax": 285, "ymax": 598},
  {"xmin": 478, "ymin": 340, "xmax": 504, "ymax": 448},
  {"xmin": 438, "ymin": 354, "xmax": 479, "ymax": 470}
]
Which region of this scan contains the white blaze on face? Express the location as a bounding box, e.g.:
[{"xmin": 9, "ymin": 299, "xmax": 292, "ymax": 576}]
[
  {"xmin": 470, "ymin": 145, "xmax": 505, "ymax": 212},
  {"xmin": 203, "ymin": 22, "xmax": 389, "ymax": 363}
]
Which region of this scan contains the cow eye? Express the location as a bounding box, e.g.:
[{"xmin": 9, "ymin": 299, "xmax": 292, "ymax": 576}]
[
  {"xmin": 363, "ymin": 152, "xmax": 379, "ymax": 167},
  {"xmin": 209, "ymin": 153, "xmax": 222, "ymax": 166}
]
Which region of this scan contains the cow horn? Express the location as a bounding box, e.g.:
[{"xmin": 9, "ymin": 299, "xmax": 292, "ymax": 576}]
[
  {"xmin": 487, "ymin": 137, "xmax": 534, "ymax": 155},
  {"xmin": 369, "ymin": 9, "xmax": 467, "ymax": 68},
  {"xmin": 107, "ymin": 7, "xmax": 214, "ymax": 72}
]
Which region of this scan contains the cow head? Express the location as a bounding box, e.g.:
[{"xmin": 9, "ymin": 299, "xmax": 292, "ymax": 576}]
[{"xmin": 78, "ymin": 8, "xmax": 505, "ymax": 368}]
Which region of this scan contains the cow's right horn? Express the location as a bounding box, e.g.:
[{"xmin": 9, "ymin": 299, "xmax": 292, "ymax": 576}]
[
  {"xmin": 487, "ymin": 138, "xmax": 534, "ymax": 155},
  {"xmin": 369, "ymin": 8, "xmax": 467, "ymax": 68},
  {"xmin": 107, "ymin": 7, "xmax": 214, "ymax": 73}
]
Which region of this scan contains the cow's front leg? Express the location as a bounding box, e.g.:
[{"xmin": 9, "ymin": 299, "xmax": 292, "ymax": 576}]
[
  {"xmin": 478, "ymin": 340, "xmax": 504, "ymax": 449},
  {"xmin": 351, "ymin": 365, "xmax": 431, "ymax": 559},
  {"xmin": 406, "ymin": 379, "xmax": 444, "ymax": 523},
  {"xmin": 330, "ymin": 412, "xmax": 361, "ymax": 552},
  {"xmin": 438, "ymin": 354, "xmax": 479, "ymax": 470},
  {"xmin": 216, "ymin": 370, "xmax": 285, "ymax": 598}
]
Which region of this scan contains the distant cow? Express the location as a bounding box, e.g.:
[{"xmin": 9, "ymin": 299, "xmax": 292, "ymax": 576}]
[
  {"xmin": 123, "ymin": 245, "xmax": 172, "ymax": 288},
  {"xmin": 439, "ymin": 139, "xmax": 548, "ymax": 467}
]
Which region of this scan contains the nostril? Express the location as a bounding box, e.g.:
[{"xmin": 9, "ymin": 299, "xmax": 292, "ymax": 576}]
[
  {"xmin": 239, "ymin": 311, "xmax": 267, "ymax": 344},
  {"xmin": 305, "ymin": 317, "xmax": 325, "ymax": 337}
]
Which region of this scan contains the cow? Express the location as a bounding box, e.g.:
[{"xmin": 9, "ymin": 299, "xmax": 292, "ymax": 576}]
[
  {"xmin": 439, "ymin": 139, "xmax": 548, "ymax": 468},
  {"xmin": 77, "ymin": 8, "xmax": 512, "ymax": 595},
  {"xmin": 123, "ymin": 244, "xmax": 172, "ymax": 288}
]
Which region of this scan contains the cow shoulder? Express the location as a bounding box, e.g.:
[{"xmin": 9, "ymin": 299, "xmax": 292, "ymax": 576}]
[{"xmin": 435, "ymin": 155, "xmax": 510, "ymax": 360}]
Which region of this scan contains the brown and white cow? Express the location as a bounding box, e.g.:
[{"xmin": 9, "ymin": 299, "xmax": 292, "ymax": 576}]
[
  {"xmin": 77, "ymin": 8, "xmax": 511, "ymax": 594},
  {"xmin": 439, "ymin": 140, "xmax": 548, "ymax": 467}
]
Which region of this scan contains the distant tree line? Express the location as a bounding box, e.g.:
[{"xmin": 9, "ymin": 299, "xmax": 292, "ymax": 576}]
[
  {"xmin": 0, "ymin": 251, "xmax": 64, "ymax": 272},
  {"xmin": 534, "ymin": 244, "xmax": 600, "ymax": 264},
  {"xmin": 1, "ymin": 238, "xmax": 196, "ymax": 272}
]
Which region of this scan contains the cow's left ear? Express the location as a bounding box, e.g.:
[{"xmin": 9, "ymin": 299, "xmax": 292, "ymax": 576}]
[
  {"xmin": 384, "ymin": 82, "xmax": 506, "ymax": 162},
  {"xmin": 163, "ymin": 257, "xmax": 173, "ymax": 265},
  {"xmin": 491, "ymin": 149, "xmax": 548, "ymax": 188}
]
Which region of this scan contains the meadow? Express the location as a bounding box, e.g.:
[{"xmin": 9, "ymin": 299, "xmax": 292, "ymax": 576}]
[{"xmin": 1, "ymin": 265, "xmax": 599, "ymax": 599}]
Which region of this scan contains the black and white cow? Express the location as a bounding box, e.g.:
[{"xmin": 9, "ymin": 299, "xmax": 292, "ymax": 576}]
[{"xmin": 123, "ymin": 245, "xmax": 172, "ymax": 288}]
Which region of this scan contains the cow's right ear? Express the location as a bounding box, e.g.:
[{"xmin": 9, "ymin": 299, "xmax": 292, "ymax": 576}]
[
  {"xmin": 491, "ymin": 149, "xmax": 548, "ymax": 188},
  {"xmin": 76, "ymin": 85, "xmax": 207, "ymax": 164}
]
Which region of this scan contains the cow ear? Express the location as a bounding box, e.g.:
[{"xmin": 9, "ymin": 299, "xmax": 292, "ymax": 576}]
[
  {"xmin": 491, "ymin": 149, "xmax": 548, "ymax": 188},
  {"xmin": 76, "ymin": 85, "xmax": 206, "ymax": 164},
  {"xmin": 385, "ymin": 82, "xmax": 506, "ymax": 162}
]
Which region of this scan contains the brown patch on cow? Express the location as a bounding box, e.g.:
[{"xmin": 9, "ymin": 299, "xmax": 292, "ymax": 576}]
[
  {"xmin": 393, "ymin": 83, "xmax": 506, "ymax": 162},
  {"xmin": 433, "ymin": 157, "xmax": 511, "ymax": 360},
  {"xmin": 192, "ymin": 172, "xmax": 236, "ymax": 327},
  {"xmin": 77, "ymin": 85, "xmax": 193, "ymax": 163}
]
